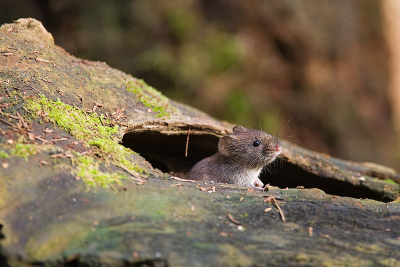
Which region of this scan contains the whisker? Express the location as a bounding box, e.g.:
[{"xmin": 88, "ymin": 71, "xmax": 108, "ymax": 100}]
[
  {"xmin": 283, "ymin": 135, "xmax": 297, "ymax": 139},
  {"xmin": 280, "ymin": 122, "xmax": 297, "ymax": 139},
  {"xmin": 264, "ymin": 165, "xmax": 273, "ymax": 175},
  {"xmin": 274, "ymin": 109, "xmax": 280, "ymax": 137},
  {"xmin": 279, "ymin": 116, "xmax": 296, "ymax": 138},
  {"xmin": 278, "ymin": 116, "xmax": 293, "ymax": 138}
]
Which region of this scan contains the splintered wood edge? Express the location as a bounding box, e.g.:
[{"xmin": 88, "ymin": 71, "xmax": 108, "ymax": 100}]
[{"xmin": 124, "ymin": 120, "xmax": 232, "ymax": 137}]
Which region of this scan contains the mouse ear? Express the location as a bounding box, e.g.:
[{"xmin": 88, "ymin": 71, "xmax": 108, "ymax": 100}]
[
  {"xmin": 218, "ymin": 135, "xmax": 237, "ymax": 156},
  {"xmin": 233, "ymin": 126, "xmax": 247, "ymax": 133}
]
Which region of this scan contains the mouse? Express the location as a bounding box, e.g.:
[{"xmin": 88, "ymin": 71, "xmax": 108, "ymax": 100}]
[{"xmin": 187, "ymin": 125, "xmax": 282, "ymax": 189}]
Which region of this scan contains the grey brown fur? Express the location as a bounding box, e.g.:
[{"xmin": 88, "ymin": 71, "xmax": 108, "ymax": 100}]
[{"xmin": 187, "ymin": 126, "xmax": 282, "ymax": 188}]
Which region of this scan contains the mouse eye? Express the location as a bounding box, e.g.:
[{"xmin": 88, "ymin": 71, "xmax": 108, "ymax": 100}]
[{"xmin": 253, "ymin": 140, "xmax": 261, "ymax": 147}]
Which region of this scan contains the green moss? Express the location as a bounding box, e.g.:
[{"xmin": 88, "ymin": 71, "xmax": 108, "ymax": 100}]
[
  {"xmin": 72, "ymin": 155, "xmax": 124, "ymax": 188},
  {"xmin": 125, "ymin": 78, "xmax": 180, "ymax": 118},
  {"xmin": 383, "ymin": 179, "xmax": 398, "ymax": 185},
  {"xmin": 35, "ymin": 97, "xmax": 119, "ymax": 142},
  {"xmin": 10, "ymin": 143, "xmax": 41, "ymax": 161},
  {"xmin": 25, "ymin": 95, "xmax": 145, "ymax": 187},
  {"xmin": 0, "ymin": 136, "xmax": 51, "ymax": 161},
  {"xmin": 0, "ymin": 150, "xmax": 8, "ymax": 158}
]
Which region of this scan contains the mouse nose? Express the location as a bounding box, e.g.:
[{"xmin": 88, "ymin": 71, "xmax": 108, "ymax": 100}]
[{"xmin": 275, "ymin": 144, "xmax": 282, "ymax": 152}]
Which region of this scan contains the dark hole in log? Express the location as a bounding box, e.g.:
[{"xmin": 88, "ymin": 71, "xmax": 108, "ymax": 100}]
[
  {"xmin": 122, "ymin": 132, "xmax": 219, "ymax": 176},
  {"xmin": 262, "ymin": 161, "xmax": 393, "ymax": 202},
  {"xmin": 121, "ymin": 131, "xmax": 392, "ymax": 202}
]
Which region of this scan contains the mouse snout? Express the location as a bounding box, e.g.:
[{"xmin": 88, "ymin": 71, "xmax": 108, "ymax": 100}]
[{"xmin": 275, "ymin": 143, "xmax": 282, "ymax": 152}]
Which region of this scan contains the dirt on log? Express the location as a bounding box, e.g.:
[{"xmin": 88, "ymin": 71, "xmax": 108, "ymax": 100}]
[{"xmin": 0, "ymin": 18, "xmax": 399, "ymax": 266}]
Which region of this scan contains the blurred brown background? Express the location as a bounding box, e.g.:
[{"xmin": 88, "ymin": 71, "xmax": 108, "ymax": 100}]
[{"xmin": 1, "ymin": 0, "xmax": 400, "ymax": 171}]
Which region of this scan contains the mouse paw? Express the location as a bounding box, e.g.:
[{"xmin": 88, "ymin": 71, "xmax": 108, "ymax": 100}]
[{"xmin": 254, "ymin": 178, "xmax": 264, "ymax": 188}]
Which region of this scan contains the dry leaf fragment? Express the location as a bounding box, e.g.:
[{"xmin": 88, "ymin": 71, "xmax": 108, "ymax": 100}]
[
  {"xmin": 50, "ymin": 153, "xmax": 65, "ymax": 158},
  {"xmin": 228, "ymin": 213, "xmax": 240, "ymax": 225},
  {"xmin": 220, "ymin": 232, "xmax": 229, "ymax": 237},
  {"xmin": 1, "ymin": 162, "xmax": 9, "ymax": 169},
  {"xmin": 320, "ymin": 234, "xmax": 331, "ymax": 239},
  {"xmin": 308, "ymin": 227, "xmax": 313, "ymax": 237},
  {"xmin": 64, "ymin": 152, "xmax": 74, "ymax": 158},
  {"xmin": 264, "ymin": 207, "xmax": 272, "ymax": 213},
  {"xmin": 171, "ymin": 176, "xmax": 197, "ymax": 183},
  {"xmin": 170, "ymin": 183, "xmax": 183, "ymax": 187},
  {"xmin": 136, "ymin": 180, "xmax": 146, "ymax": 185},
  {"xmin": 39, "ymin": 161, "xmax": 49, "ymax": 168},
  {"xmin": 27, "ymin": 132, "xmax": 35, "ymax": 140},
  {"xmin": 36, "ymin": 58, "xmax": 50, "ymax": 63}
]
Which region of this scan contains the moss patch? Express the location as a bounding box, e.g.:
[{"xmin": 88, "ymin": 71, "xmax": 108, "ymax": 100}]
[
  {"xmin": 125, "ymin": 78, "xmax": 180, "ymax": 117},
  {"xmin": 10, "ymin": 143, "xmax": 42, "ymax": 161},
  {"xmin": 383, "ymin": 179, "xmax": 398, "ymax": 185},
  {"xmin": 0, "ymin": 150, "xmax": 9, "ymax": 158},
  {"xmin": 0, "ymin": 136, "xmax": 54, "ymax": 160},
  {"xmin": 72, "ymin": 155, "xmax": 125, "ymax": 188},
  {"xmin": 25, "ymin": 95, "xmax": 145, "ymax": 187}
]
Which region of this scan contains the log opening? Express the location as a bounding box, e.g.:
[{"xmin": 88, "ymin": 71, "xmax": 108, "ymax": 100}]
[{"xmin": 121, "ymin": 131, "xmax": 394, "ymax": 202}]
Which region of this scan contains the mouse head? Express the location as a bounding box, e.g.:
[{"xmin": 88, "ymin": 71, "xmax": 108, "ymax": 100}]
[{"xmin": 218, "ymin": 126, "xmax": 282, "ymax": 167}]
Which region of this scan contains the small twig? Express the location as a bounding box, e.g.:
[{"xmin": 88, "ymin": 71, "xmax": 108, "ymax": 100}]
[
  {"xmin": 0, "ymin": 118, "xmax": 16, "ymax": 128},
  {"xmin": 36, "ymin": 58, "xmax": 50, "ymax": 63},
  {"xmin": 47, "ymin": 138, "xmax": 69, "ymax": 143},
  {"xmin": 228, "ymin": 213, "xmax": 240, "ymax": 225},
  {"xmin": 98, "ymin": 115, "xmax": 105, "ymax": 126},
  {"xmin": 119, "ymin": 165, "xmax": 147, "ymax": 183},
  {"xmin": 171, "ymin": 176, "xmax": 197, "ymax": 183},
  {"xmin": 185, "ymin": 126, "xmax": 190, "ymax": 157},
  {"xmin": 35, "ymin": 136, "xmax": 48, "ymax": 143},
  {"xmin": 16, "ymin": 112, "xmax": 29, "ymax": 129},
  {"xmin": 75, "ymin": 93, "xmax": 83, "ymax": 101},
  {"xmin": 29, "ymin": 86, "xmax": 42, "ymax": 94},
  {"xmin": 275, "ymin": 200, "xmax": 285, "ymax": 222},
  {"xmin": 113, "ymin": 121, "xmax": 128, "ymax": 126},
  {"xmin": 5, "ymin": 87, "xmax": 11, "ymax": 97},
  {"xmin": 264, "ymin": 196, "xmax": 286, "ymax": 222}
]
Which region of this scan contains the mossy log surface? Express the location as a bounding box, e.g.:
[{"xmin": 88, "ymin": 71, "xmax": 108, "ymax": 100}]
[{"xmin": 0, "ymin": 18, "xmax": 400, "ymax": 266}]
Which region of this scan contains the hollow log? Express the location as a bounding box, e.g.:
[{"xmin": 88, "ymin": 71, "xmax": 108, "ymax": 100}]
[{"xmin": 0, "ymin": 18, "xmax": 399, "ymax": 266}]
